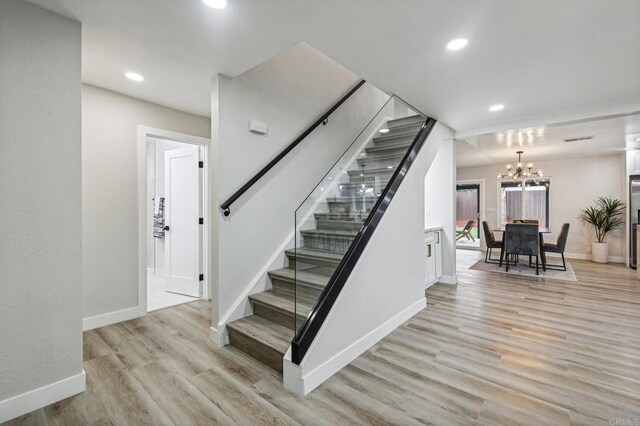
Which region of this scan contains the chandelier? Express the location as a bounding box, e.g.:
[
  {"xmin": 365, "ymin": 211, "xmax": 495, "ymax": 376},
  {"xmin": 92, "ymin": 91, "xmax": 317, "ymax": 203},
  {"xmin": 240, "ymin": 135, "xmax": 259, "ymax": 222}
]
[{"xmin": 497, "ymin": 150, "xmax": 543, "ymax": 180}]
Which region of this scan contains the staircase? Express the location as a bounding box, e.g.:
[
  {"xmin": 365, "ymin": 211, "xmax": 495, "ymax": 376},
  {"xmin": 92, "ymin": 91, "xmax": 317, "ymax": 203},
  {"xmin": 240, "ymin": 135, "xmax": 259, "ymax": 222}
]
[{"xmin": 226, "ymin": 115, "xmax": 425, "ymax": 373}]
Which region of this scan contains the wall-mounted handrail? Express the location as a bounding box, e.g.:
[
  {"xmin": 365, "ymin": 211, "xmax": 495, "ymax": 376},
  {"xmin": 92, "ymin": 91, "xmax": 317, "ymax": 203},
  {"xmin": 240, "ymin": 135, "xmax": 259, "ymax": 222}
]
[
  {"xmin": 219, "ymin": 79, "xmax": 367, "ymax": 216},
  {"xmin": 290, "ymin": 117, "xmax": 437, "ymax": 364}
]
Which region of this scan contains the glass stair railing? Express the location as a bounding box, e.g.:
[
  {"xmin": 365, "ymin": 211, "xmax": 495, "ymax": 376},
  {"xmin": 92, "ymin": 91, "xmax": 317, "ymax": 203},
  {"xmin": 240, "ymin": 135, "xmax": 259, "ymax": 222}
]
[{"xmin": 291, "ymin": 96, "xmax": 435, "ymax": 363}]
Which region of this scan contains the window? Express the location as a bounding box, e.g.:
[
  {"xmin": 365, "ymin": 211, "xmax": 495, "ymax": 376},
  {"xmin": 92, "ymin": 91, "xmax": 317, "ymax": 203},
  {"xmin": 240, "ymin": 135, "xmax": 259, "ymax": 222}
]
[
  {"xmin": 499, "ymin": 178, "xmax": 550, "ymax": 227},
  {"xmin": 524, "ymin": 179, "xmax": 550, "ymax": 227}
]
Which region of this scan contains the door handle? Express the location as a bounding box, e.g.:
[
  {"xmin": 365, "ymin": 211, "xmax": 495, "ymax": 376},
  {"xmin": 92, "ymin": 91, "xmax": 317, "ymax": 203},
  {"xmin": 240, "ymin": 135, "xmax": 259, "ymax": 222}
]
[{"xmin": 164, "ymin": 225, "xmax": 170, "ymax": 231}]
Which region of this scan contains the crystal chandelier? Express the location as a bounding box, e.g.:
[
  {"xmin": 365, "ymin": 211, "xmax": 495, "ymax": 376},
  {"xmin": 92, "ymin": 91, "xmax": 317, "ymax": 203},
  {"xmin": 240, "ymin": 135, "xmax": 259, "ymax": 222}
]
[{"xmin": 497, "ymin": 150, "xmax": 543, "ymax": 180}]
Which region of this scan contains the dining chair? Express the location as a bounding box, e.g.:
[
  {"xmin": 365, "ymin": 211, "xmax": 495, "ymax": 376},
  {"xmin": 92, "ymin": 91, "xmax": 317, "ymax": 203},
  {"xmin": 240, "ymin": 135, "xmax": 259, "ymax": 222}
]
[
  {"xmin": 456, "ymin": 220, "xmax": 475, "ymax": 241},
  {"xmin": 543, "ymin": 223, "xmax": 570, "ymax": 271},
  {"xmin": 502, "ymin": 223, "xmax": 541, "ymax": 275},
  {"xmin": 482, "ymin": 221, "xmax": 502, "ymax": 264},
  {"xmin": 514, "ymin": 219, "xmax": 539, "ymax": 224}
]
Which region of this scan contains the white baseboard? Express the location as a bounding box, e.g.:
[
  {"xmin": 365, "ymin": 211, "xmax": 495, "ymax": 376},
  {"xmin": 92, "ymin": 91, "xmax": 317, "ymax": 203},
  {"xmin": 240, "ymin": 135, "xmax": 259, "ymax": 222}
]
[
  {"xmin": 209, "ymin": 326, "xmax": 228, "ymax": 347},
  {"xmin": 456, "ymin": 245, "xmax": 483, "ymax": 251},
  {"xmin": 283, "ymin": 298, "xmax": 426, "ymax": 396},
  {"xmin": 0, "ymin": 370, "xmax": 86, "ymax": 423},
  {"xmin": 438, "ymin": 274, "xmax": 458, "ymax": 285},
  {"xmin": 83, "ymin": 306, "xmax": 140, "ymax": 331}
]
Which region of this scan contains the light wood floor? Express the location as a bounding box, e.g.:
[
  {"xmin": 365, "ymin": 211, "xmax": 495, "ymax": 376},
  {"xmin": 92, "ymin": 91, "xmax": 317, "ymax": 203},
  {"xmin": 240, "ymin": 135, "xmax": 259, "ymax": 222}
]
[{"xmin": 6, "ymin": 250, "xmax": 640, "ymax": 425}]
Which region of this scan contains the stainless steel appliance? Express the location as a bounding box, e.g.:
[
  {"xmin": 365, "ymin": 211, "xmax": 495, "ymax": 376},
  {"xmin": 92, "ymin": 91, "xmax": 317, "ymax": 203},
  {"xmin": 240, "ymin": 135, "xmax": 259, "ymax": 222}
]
[{"xmin": 629, "ymin": 176, "xmax": 640, "ymax": 268}]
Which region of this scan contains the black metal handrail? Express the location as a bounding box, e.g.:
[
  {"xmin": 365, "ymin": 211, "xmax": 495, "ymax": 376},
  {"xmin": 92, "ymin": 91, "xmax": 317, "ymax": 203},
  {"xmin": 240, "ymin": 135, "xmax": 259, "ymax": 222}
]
[
  {"xmin": 220, "ymin": 79, "xmax": 367, "ymax": 216},
  {"xmin": 290, "ymin": 117, "xmax": 437, "ymax": 364}
]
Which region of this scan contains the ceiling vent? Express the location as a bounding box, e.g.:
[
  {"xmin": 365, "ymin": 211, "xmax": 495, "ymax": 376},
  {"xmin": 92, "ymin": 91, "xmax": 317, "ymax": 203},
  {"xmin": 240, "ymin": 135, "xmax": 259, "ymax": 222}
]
[{"xmin": 563, "ymin": 135, "xmax": 594, "ymax": 143}]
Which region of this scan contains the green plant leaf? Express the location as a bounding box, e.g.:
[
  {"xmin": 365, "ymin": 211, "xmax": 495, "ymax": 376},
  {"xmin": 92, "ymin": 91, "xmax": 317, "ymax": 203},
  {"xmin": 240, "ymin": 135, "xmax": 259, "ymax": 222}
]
[{"xmin": 578, "ymin": 197, "xmax": 625, "ymax": 243}]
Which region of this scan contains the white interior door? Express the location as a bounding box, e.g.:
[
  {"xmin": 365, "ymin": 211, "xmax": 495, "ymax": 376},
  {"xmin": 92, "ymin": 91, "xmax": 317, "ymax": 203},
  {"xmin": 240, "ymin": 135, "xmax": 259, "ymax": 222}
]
[{"xmin": 164, "ymin": 146, "xmax": 201, "ymax": 297}]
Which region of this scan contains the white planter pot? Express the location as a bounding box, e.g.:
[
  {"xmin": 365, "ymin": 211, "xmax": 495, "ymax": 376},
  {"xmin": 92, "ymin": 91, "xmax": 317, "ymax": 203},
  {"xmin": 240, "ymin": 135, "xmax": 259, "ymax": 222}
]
[{"xmin": 591, "ymin": 242, "xmax": 609, "ymax": 263}]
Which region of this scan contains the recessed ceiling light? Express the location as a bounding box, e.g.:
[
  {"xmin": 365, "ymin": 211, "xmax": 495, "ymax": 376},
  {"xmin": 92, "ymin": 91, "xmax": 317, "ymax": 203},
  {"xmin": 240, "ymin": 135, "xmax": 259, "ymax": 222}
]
[
  {"xmin": 125, "ymin": 72, "xmax": 144, "ymax": 82},
  {"xmin": 489, "ymin": 104, "xmax": 505, "ymax": 112},
  {"xmin": 635, "ymin": 137, "xmax": 640, "ymax": 141},
  {"xmin": 446, "ymin": 38, "xmax": 468, "ymax": 51},
  {"xmin": 379, "ymin": 128, "xmax": 389, "ymax": 133},
  {"xmin": 203, "ymin": 0, "xmax": 227, "ymax": 9}
]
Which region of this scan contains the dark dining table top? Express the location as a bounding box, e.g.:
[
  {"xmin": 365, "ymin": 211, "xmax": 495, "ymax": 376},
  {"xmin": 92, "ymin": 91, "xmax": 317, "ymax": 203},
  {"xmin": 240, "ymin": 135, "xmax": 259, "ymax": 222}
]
[{"xmin": 494, "ymin": 226, "xmax": 551, "ymax": 233}]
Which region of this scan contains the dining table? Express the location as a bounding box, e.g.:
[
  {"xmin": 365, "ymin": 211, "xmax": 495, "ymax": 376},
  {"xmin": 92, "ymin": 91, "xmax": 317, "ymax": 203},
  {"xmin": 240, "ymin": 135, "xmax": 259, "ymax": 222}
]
[{"xmin": 493, "ymin": 226, "xmax": 551, "ymax": 269}]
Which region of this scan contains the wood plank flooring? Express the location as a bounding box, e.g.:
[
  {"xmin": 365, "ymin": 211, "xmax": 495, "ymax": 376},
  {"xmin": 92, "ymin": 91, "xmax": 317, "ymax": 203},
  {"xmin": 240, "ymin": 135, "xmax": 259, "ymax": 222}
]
[{"xmin": 5, "ymin": 250, "xmax": 640, "ymax": 425}]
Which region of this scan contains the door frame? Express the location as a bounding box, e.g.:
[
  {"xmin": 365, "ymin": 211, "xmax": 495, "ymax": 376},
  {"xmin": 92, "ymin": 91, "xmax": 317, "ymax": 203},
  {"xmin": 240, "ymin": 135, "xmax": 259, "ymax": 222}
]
[
  {"xmin": 456, "ymin": 179, "xmax": 485, "ymax": 250},
  {"xmin": 137, "ymin": 126, "xmax": 211, "ymax": 316}
]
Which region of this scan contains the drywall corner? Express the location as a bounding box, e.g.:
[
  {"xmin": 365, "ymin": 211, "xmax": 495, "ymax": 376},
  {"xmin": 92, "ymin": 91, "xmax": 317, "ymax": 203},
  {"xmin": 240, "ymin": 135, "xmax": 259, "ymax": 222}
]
[{"xmin": 209, "ymin": 325, "xmax": 228, "ymax": 347}]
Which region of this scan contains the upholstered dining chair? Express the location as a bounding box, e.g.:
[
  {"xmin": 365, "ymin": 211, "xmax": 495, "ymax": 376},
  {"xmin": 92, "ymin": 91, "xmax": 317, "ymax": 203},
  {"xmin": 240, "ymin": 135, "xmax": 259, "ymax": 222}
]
[
  {"xmin": 482, "ymin": 221, "xmax": 502, "ymax": 264},
  {"xmin": 501, "ymin": 223, "xmax": 541, "ymax": 275},
  {"xmin": 514, "ymin": 219, "xmax": 539, "ymax": 224},
  {"xmin": 543, "ymin": 223, "xmax": 570, "ymax": 271}
]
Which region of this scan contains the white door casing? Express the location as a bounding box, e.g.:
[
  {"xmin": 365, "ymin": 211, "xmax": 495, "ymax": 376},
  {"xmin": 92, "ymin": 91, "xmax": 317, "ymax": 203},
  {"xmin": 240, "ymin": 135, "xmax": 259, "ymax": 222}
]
[{"xmin": 164, "ymin": 146, "xmax": 201, "ymax": 297}]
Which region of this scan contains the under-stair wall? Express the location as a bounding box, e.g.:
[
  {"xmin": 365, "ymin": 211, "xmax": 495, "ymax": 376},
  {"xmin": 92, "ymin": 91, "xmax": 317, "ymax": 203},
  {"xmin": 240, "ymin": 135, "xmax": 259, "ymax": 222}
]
[
  {"xmin": 210, "ymin": 42, "xmax": 389, "ymax": 343},
  {"xmin": 284, "ymin": 122, "xmax": 455, "ymax": 395}
]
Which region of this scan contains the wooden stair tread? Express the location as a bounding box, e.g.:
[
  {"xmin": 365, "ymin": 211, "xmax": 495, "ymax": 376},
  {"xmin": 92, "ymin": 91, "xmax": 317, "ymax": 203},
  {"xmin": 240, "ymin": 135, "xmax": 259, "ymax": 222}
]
[
  {"xmin": 316, "ymin": 218, "xmax": 365, "ymax": 228},
  {"xmin": 314, "ymin": 213, "xmax": 369, "ymax": 221},
  {"xmin": 268, "ymin": 267, "xmax": 331, "ymax": 288},
  {"xmin": 358, "ymin": 152, "xmax": 403, "ymax": 164},
  {"xmin": 226, "ymin": 315, "xmax": 291, "ymax": 355},
  {"xmin": 387, "ymin": 115, "xmax": 424, "ymax": 128},
  {"xmin": 250, "ymin": 289, "xmax": 312, "ymax": 318},
  {"xmin": 365, "ymin": 141, "xmax": 412, "ymax": 154},
  {"xmin": 285, "ymin": 248, "xmax": 344, "ymax": 262},
  {"xmin": 372, "ymin": 132, "xmax": 418, "ymax": 145},
  {"xmin": 299, "ymin": 228, "xmax": 359, "ymax": 237}
]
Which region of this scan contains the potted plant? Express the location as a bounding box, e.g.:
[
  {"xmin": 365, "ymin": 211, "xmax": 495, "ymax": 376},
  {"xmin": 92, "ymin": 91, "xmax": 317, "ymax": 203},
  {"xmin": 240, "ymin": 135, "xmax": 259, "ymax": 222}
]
[{"xmin": 578, "ymin": 196, "xmax": 625, "ymax": 263}]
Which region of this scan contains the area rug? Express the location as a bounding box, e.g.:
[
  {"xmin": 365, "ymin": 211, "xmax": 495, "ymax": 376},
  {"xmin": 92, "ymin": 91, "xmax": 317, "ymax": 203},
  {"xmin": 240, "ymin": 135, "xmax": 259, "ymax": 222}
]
[{"xmin": 469, "ymin": 258, "xmax": 577, "ymax": 282}]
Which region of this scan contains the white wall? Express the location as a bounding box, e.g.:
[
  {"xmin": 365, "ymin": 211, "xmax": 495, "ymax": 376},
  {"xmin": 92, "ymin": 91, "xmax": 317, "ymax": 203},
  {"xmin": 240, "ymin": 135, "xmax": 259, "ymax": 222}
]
[
  {"xmin": 425, "ymin": 139, "xmax": 457, "ymax": 281},
  {"xmin": 457, "ymin": 153, "xmax": 626, "ymax": 262},
  {"xmin": 0, "ymin": 0, "xmax": 84, "ymax": 421},
  {"xmin": 284, "ymin": 123, "xmax": 456, "ymax": 395},
  {"xmin": 210, "ymin": 42, "xmax": 389, "ymax": 338},
  {"xmin": 82, "ymin": 85, "xmax": 210, "ymax": 324}
]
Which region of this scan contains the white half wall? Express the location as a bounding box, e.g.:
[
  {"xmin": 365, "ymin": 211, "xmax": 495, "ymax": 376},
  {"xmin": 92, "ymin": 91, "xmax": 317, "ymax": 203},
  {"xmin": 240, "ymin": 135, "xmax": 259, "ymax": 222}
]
[
  {"xmin": 284, "ymin": 122, "xmax": 455, "ymax": 395},
  {"xmin": 0, "ymin": 0, "xmax": 84, "ymax": 421},
  {"xmin": 211, "ymin": 42, "xmax": 389, "ymax": 335},
  {"xmin": 425, "ymin": 139, "xmax": 457, "ymax": 281},
  {"xmin": 82, "ymin": 85, "xmax": 210, "ymax": 322},
  {"xmin": 457, "ymin": 154, "xmax": 626, "ymax": 262}
]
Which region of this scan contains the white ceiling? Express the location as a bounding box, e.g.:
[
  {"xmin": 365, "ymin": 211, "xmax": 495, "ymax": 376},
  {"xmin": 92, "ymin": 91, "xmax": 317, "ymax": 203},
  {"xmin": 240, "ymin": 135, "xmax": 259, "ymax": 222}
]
[
  {"xmin": 29, "ymin": 0, "xmax": 640, "ymax": 132},
  {"xmin": 456, "ymin": 113, "xmax": 640, "ymax": 168}
]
